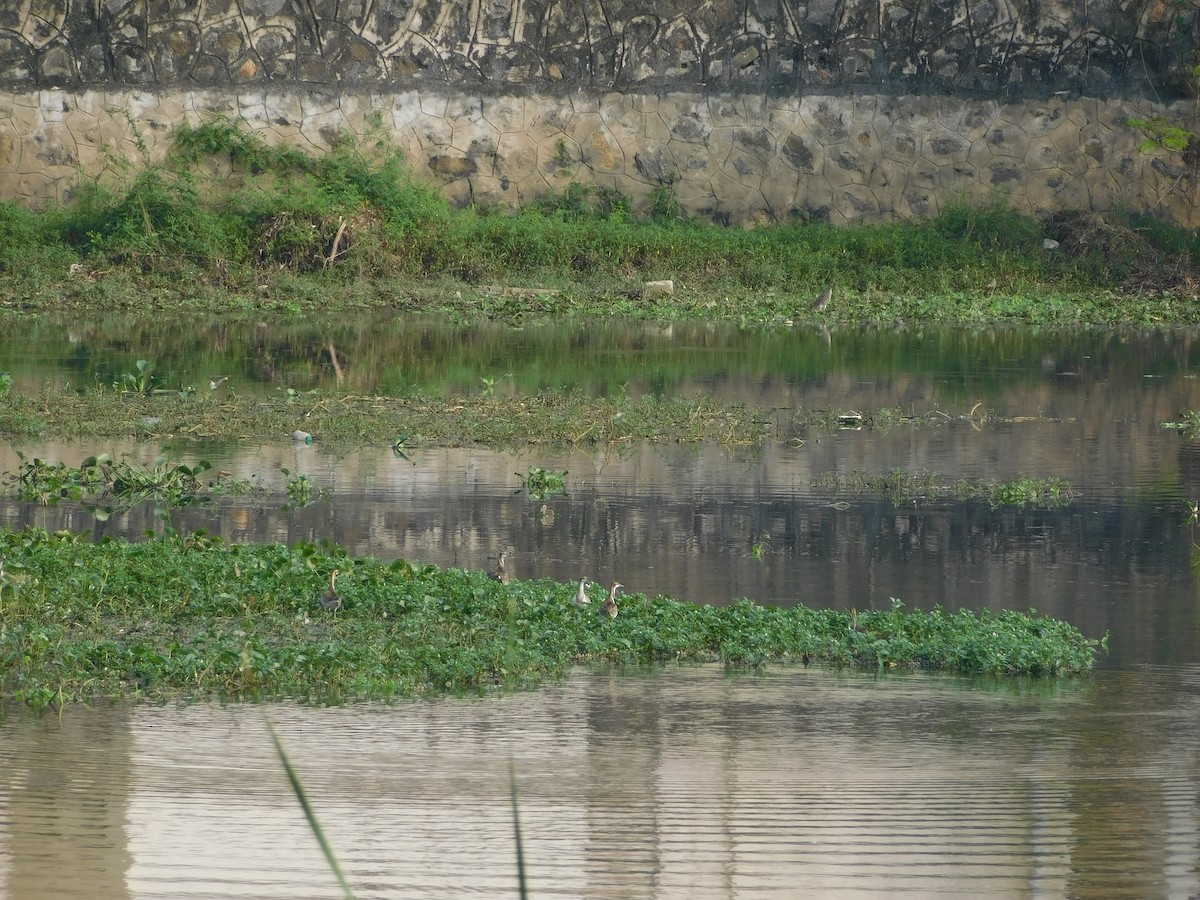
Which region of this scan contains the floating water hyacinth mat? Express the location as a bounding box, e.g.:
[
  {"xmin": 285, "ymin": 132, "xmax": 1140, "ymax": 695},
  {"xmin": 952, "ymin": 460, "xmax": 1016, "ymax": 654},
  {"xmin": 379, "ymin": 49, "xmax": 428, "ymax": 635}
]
[{"xmin": 0, "ymin": 528, "xmax": 1103, "ymax": 706}]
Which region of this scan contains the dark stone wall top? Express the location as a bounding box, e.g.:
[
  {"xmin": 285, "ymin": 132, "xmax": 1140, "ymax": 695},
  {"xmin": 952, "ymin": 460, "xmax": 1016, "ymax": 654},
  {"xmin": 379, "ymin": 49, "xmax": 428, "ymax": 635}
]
[{"xmin": 0, "ymin": 0, "xmax": 1195, "ymax": 99}]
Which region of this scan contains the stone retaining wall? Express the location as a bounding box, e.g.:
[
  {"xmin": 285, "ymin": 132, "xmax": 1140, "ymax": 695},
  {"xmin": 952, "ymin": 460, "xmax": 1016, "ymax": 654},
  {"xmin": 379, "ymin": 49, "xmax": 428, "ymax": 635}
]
[{"xmin": 1, "ymin": 1, "xmax": 1197, "ymax": 224}]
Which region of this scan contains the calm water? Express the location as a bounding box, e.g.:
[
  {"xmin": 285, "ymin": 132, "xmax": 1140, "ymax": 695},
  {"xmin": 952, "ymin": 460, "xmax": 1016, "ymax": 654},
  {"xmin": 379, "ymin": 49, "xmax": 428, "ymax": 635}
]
[
  {"xmin": 3, "ymin": 318, "xmax": 1200, "ymax": 896},
  {"xmin": 2, "ymin": 667, "xmax": 1198, "ymax": 898}
]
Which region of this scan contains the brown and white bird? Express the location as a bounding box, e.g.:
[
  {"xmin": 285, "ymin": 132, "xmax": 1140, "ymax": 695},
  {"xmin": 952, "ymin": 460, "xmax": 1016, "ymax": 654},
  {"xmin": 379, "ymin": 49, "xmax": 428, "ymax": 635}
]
[
  {"xmin": 813, "ymin": 286, "xmax": 834, "ymax": 312},
  {"xmin": 573, "ymin": 577, "xmax": 591, "ymax": 607},
  {"xmin": 601, "ymin": 582, "xmax": 622, "ymax": 619},
  {"xmin": 320, "ymin": 570, "xmax": 342, "ymax": 611},
  {"xmin": 490, "ymin": 552, "xmax": 511, "ymax": 585}
]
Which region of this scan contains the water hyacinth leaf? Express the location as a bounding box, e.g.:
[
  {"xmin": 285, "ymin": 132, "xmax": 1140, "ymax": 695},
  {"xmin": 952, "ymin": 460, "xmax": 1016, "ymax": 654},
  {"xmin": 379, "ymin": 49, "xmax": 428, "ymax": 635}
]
[{"xmin": 517, "ymin": 465, "xmax": 567, "ymax": 501}]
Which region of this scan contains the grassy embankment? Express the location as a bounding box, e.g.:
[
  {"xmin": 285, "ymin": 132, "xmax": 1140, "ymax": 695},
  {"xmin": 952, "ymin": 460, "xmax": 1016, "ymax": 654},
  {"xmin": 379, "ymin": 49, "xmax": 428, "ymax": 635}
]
[
  {"xmin": 0, "ymin": 115, "xmax": 1195, "ymax": 326},
  {"xmin": 3, "ymin": 117, "xmax": 1195, "ymax": 446},
  {"xmin": 0, "ymin": 528, "xmax": 1103, "ymax": 707}
]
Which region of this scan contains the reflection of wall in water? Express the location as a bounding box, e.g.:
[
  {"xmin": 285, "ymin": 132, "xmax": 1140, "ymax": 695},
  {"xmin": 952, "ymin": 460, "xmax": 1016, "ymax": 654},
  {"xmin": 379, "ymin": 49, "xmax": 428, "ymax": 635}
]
[{"xmin": 0, "ymin": 705, "xmax": 133, "ymax": 898}]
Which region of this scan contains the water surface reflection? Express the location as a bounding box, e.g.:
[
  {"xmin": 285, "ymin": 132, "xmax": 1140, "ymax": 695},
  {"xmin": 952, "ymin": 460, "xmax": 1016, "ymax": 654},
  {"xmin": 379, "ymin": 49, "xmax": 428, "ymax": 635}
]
[
  {"xmin": 1, "ymin": 432, "xmax": 1195, "ymax": 668},
  {"xmin": 7, "ymin": 314, "xmax": 1200, "ymax": 412},
  {"xmin": 2, "ymin": 666, "xmax": 1198, "ymax": 898},
  {"xmin": 4, "ymin": 320, "xmax": 1200, "ymax": 896}
]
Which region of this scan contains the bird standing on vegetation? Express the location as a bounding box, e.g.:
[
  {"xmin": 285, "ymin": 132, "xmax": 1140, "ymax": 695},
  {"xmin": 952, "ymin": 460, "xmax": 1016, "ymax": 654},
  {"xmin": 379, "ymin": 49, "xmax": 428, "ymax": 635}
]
[
  {"xmin": 573, "ymin": 577, "xmax": 591, "ymax": 607},
  {"xmin": 813, "ymin": 286, "xmax": 834, "ymax": 312},
  {"xmin": 320, "ymin": 570, "xmax": 342, "ymax": 611},
  {"xmin": 491, "ymin": 552, "xmax": 511, "ymax": 585},
  {"xmin": 601, "ymin": 582, "xmax": 622, "ymax": 619}
]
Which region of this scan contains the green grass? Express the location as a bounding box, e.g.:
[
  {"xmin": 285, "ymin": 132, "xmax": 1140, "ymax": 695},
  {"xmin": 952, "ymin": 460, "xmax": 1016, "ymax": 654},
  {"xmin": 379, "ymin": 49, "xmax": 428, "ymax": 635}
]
[
  {"xmin": 1, "ymin": 116, "xmax": 1197, "ymax": 325},
  {"xmin": 816, "ymin": 469, "xmax": 1074, "ymax": 508},
  {"xmin": 957, "ymin": 475, "xmax": 1073, "ymax": 508},
  {"xmin": 0, "ymin": 380, "xmax": 1010, "ymax": 446},
  {"xmin": 0, "ymin": 383, "xmax": 782, "ymax": 446},
  {"xmin": 0, "ymin": 527, "xmax": 1104, "ymax": 707}
]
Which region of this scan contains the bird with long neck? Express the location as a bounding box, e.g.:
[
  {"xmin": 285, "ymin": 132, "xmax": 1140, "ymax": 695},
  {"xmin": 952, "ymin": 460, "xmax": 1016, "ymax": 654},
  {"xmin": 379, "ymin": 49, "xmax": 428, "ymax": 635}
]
[
  {"xmin": 573, "ymin": 577, "xmax": 591, "ymax": 607},
  {"xmin": 320, "ymin": 570, "xmax": 341, "ymax": 611},
  {"xmin": 601, "ymin": 582, "xmax": 622, "ymax": 619},
  {"xmin": 490, "ymin": 552, "xmax": 511, "ymax": 585}
]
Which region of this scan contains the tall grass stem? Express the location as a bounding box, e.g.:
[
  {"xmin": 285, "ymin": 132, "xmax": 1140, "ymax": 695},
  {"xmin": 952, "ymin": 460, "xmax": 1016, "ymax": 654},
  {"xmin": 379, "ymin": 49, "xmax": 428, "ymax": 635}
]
[
  {"xmin": 509, "ymin": 757, "xmax": 529, "ymax": 899},
  {"xmin": 266, "ymin": 718, "xmax": 356, "ymax": 900}
]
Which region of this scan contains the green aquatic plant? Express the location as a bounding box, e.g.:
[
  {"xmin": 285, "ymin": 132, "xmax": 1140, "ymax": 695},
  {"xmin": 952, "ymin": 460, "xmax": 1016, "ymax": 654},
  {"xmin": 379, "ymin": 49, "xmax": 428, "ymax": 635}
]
[
  {"xmin": 287, "ymin": 473, "xmax": 315, "ymax": 507},
  {"xmin": 957, "ymin": 475, "xmax": 1073, "ymax": 509},
  {"xmin": 0, "ymin": 527, "xmax": 1103, "ymax": 707},
  {"xmin": 815, "ymin": 469, "xmax": 943, "ymax": 504},
  {"xmin": 281, "ymin": 468, "xmax": 321, "ymax": 508},
  {"xmin": 9, "ymin": 451, "xmax": 108, "ymax": 504},
  {"xmin": 518, "ymin": 465, "xmax": 567, "ymax": 500},
  {"xmin": 751, "ymin": 533, "xmax": 770, "ymax": 559},
  {"xmin": 1162, "ymin": 409, "xmax": 1200, "ymax": 439},
  {"xmin": 269, "ymin": 714, "xmax": 527, "ymax": 900},
  {"xmin": 796, "ymin": 406, "xmax": 917, "ymax": 432},
  {"xmin": 114, "ymin": 359, "xmax": 159, "ymax": 395},
  {"xmin": 816, "ymin": 469, "xmax": 1072, "ymax": 509},
  {"xmin": 6, "ymin": 448, "xmax": 213, "ymax": 514}
]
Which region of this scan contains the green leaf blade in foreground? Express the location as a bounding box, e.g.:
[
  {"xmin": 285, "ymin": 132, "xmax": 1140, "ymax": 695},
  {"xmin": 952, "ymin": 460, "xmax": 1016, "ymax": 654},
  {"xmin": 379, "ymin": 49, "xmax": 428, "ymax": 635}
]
[
  {"xmin": 0, "ymin": 527, "xmax": 1102, "ymax": 706},
  {"xmin": 266, "ymin": 719, "xmax": 356, "ymax": 900}
]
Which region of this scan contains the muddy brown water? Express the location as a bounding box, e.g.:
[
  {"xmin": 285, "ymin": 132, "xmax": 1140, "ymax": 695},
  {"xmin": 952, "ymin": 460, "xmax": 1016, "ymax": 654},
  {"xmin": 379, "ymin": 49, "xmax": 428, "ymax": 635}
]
[
  {"xmin": 2, "ymin": 319, "xmax": 1200, "ymax": 896},
  {"xmin": 3, "ymin": 666, "xmax": 1198, "ymax": 899}
]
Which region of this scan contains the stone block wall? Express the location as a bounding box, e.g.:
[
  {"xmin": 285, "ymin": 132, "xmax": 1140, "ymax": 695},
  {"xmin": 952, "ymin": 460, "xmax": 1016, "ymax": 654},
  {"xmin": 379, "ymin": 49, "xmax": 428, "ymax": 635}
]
[{"xmin": 1, "ymin": 0, "xmax": 1198, "ymax": 224}]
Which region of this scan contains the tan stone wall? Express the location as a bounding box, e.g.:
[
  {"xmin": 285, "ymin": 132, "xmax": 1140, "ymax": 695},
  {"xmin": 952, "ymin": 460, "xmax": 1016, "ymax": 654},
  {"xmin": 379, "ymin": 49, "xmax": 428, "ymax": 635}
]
[
  {"xmin": 2, "ymin": 85, "xmax": 1196, "ymax": 225},
  {"xmin": 2, "ymin": 0, "xmax": 1199, "ymax": 223}
]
